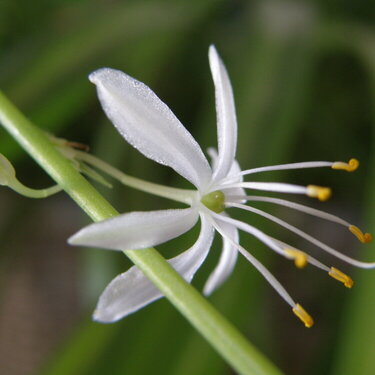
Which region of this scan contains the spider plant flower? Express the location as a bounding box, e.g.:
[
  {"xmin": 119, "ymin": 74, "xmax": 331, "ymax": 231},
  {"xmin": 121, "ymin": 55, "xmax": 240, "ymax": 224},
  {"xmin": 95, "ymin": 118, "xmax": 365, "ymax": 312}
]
[{"xmin": 69, "ymin": 46, "xmax": 373, "ymax": 327}]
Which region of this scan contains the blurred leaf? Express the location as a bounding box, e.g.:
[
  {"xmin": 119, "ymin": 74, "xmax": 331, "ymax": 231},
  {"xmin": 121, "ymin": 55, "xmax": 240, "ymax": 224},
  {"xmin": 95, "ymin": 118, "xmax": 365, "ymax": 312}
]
[
  {"xmin": 40, "ymin": 322, "xmax": 118, "ymax": 375},
  {"xmin": 328, "ymin": 23, "xmax": 375, "ymax": 375}
]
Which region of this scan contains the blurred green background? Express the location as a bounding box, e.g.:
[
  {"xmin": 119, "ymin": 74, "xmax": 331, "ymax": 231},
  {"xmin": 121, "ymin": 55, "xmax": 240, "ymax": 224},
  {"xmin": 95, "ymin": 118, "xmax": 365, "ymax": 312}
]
[{"xmin": 0, "ymin": 0, "xmax": 374, "ymax": 374}]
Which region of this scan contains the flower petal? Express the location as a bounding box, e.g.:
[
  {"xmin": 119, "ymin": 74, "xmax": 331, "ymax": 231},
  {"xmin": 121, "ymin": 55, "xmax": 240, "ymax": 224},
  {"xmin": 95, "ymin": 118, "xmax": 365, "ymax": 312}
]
[
  {"xmin": 209, "ymin": 46, "xmax": 238, "ymax": 182},
  {"xmin": 93, "ymin": 214, "xmax": 214, "ymax": 322},
  {"xmin": 168, "ymin": 214, "xmax": 214, "ymax": 281},
  {"xmin": 208, "ymin": 148, "xmax": 245, "ymax": 200},
  {"xmin": 203, "ymin": 213, "xmax": 238, "ymax": 295},
  {"xmin": 68, "ymin": 208, "xmax": 199, "ymax": 251},
  {"xmin": 89, "ymin": 68, "xmax": 212, "ymax": 190}
]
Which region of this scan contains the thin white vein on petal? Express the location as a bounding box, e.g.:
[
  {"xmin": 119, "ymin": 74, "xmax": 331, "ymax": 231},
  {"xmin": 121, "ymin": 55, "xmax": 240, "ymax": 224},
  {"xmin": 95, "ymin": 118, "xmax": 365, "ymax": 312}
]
[
  {"xmin": 93, "ymin": 214, "xmax": 214, "ymax": 322},
  {"xmin": 203, "ymin": 212, "xmax": 238, "ymax": 296},
  {"xmin": 68, "ymin": 208, "xmax": 199, "ymax": 251},
  {"xmin": 89, "ymin": 68, "xmax": 212, "ymax": 190},
  {"xmin": 209, "ymin": 46, "xmax": 238, "ymax": 183}
]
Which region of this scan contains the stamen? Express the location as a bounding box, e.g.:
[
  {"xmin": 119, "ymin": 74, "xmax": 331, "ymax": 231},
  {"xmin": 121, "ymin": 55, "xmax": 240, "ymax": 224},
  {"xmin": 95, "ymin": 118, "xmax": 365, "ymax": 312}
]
[
  {"xmin": 349, "ymin": 225, "xmax": 372, "ymax": 243},
  {"xmin": 284, "ymin": 249, "xmax": 308, "ymax": 268},
  {"xmin": 306, "ymin": 185, "xmax": 332, "ymax": 201},
  {"xmin": 273, "ymin": 237, "xmax": 330, "ymax": 272},
  {"xmin": 225, "ymin": 195, "xmax": 350, "ymax": 227},
  {"xmin": 332, "ymin": 158, "xmax": 359, "ymax": 172},
  {"xmin": 219, "ymin": 181, "xmax": 308, "ymax": 195},
  {"xmin": 329, "ymin": 267, "xmax": 354, "ymax": 288},
  {"xmin": 218, "ymin": 161, "xmax": 334, "ymax": 185},
  {"xmin": 217, "ymin": 159, "xmax": 359, "ymax": 186},
  {"xmin": 306, "ymin": 256, "xmax": 330, "ymax": 272},
  {"xmin": 226, "ymin": 202, "xmax": 375, "ymax": 269},
  {"xmin": 205, "ymin": 211, "xmax": 296, "ymax": 307},
  {"xmin": 293, "ymin": 304, "xmax": 314, "ymax": 328}
]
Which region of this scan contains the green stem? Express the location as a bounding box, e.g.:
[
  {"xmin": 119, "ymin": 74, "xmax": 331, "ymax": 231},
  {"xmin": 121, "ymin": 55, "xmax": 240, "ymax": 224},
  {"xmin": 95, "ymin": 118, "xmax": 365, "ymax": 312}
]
[
  {"xmin": 73, "ymin": 149, "xmax": 196, "ymax": 205},
  {"xmin": 0, "ymin": 90, "xmax": 283, "ymax": 375}
]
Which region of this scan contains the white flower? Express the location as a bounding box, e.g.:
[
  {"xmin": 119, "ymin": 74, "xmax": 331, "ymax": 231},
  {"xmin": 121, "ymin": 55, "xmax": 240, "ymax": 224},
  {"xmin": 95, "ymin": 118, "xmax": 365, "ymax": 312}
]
[{"xmin": 69, "ymin": 45, "xmax": 373, "ymax": 327}]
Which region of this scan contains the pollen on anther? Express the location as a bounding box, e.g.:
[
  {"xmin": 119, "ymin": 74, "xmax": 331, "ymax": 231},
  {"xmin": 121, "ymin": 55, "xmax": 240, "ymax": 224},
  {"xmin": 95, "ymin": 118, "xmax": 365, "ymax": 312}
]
[
  {"xmin": 349, "ymin": 225, "xmax": 372, "ymax": 244},
  {"xmin": 293, "ymin": 304, "xmax": 314, "ymax": 328},
  {"xmin": 307, "ymin": 185, "xmax": 332, "ymax": 202},
  {"xmin": 332, "ymin": 158, "xmax": 359, "ymax": 172},
  {"xmin": 284, "ymin": 249, "xmax": 308, "ymax": 269},
  {"xmin": 329, "ymin": 267, "xmax": 354, "ymax": 288}
]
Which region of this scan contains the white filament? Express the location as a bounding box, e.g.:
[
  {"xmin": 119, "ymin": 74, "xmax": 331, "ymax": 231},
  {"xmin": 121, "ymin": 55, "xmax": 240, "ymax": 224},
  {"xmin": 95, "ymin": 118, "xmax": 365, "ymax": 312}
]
[
  {"xmin": 225, "ymin": 195, "xmax": 350, "ymax": 227},
  {"xmin": 206, "ymin": 211, "xmax": 296, "ymax": 307},
  {"xmin": 218, "ymin": 161, "xmax": 333, "ymax": 185},
  {"xmin": 227, "ymin": 202, "xmax": 375, "ymax": 269},
  {"xmin": 271, "ymin": 237, "xmax": 330, "ymax": 272},
  {"xmin": 219, "ymin": 181, "xmax": 307, "ymax": 195}
]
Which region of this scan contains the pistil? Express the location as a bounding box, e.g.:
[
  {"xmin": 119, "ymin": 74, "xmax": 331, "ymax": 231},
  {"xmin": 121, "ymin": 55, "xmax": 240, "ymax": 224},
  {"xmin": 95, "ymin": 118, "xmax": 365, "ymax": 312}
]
[{"xmin": 201, "ymin": 190, "xmax": 226, "ymax": 213}]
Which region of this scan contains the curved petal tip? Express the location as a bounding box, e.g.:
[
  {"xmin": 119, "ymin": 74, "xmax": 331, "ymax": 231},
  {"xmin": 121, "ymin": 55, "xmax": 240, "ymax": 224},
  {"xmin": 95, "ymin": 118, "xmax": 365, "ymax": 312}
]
[
  {"xmin": 88, "ymin": 67, "xmax": 113, "ymax": 85},
  {"xmin": 92, "ymin": 307, "xmax": 120, "ymax": 324},
  {"xmin": 208, "ymin": 44, "xmax": 218, "ymax": 58}
]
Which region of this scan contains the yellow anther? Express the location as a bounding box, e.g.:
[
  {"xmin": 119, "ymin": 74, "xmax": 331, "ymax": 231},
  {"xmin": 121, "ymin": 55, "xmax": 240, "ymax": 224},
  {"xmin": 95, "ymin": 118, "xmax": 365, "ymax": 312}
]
[
  {"xmin": 307, "ymin": 185, "xmax": 332, "ymax": 201},
  {"xmin": 329, "ymin": 267, "xmax": 354, "ymax": 288},
  {"xmin": 332, "ymin": 158, "xmax": 359, "ymax": 172},
  {"xmin": 349, "ymin": 225, "xmax": 372, "ymax": 244},
  {"xmin": 284, "ymin": 249, "xmax": 308, "ymax": 268},
  {"xmin": 293, "ymin": 304, "xmax": 314, "ymax": 328}
]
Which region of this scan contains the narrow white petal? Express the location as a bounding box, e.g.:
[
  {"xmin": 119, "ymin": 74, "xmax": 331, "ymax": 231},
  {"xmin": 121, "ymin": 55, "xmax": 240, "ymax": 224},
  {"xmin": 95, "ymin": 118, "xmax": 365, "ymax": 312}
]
[
  {"xmin": 93, "ymin": 215, "xmax": 214, "ymax": 322},
  {"xmin": 168, "ymin": 214, "xmax": 215, "ymax": 281},
  {"xmin": 68, "ymin": 208, "xmax": 199, "ymax": 251},
  {"xmin": 89, "ymin": 68, "xmax": 212, "ymax": 190},
  {"xmin": 203, "ymin": 213, "xmax": 238, "ymax": 296},
  {"xmin": 209, "ymin": 46, "xmax": 238, "ymax": 182},
  {"xmin": 224, "ymin": 157, "xmax": 245, "ymax": 199},
  {"xmin": 208, "ymin": 148, "xmax": 245, "ymax": 200}
]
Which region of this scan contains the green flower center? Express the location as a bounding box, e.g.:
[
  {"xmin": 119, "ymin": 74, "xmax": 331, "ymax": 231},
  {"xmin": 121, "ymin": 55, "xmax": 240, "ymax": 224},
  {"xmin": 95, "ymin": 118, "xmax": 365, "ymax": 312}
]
[{"xmin": 201, "ymin": 190, "xmax": 226, "ymax": 213}]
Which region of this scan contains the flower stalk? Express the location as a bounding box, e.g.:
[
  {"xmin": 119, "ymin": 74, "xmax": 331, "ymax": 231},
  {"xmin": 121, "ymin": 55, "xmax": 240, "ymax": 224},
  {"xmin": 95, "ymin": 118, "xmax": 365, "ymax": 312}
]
[{"xmin": 0, "ymin": 90, "xmax": 283, "ymax": 375}]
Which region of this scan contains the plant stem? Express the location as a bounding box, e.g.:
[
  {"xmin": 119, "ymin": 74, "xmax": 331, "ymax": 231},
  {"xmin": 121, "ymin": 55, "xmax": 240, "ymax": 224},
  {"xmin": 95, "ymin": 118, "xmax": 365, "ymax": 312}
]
[{"xmin": 0, "ymin": 90, "xmax": 283, "ymax": 375}]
